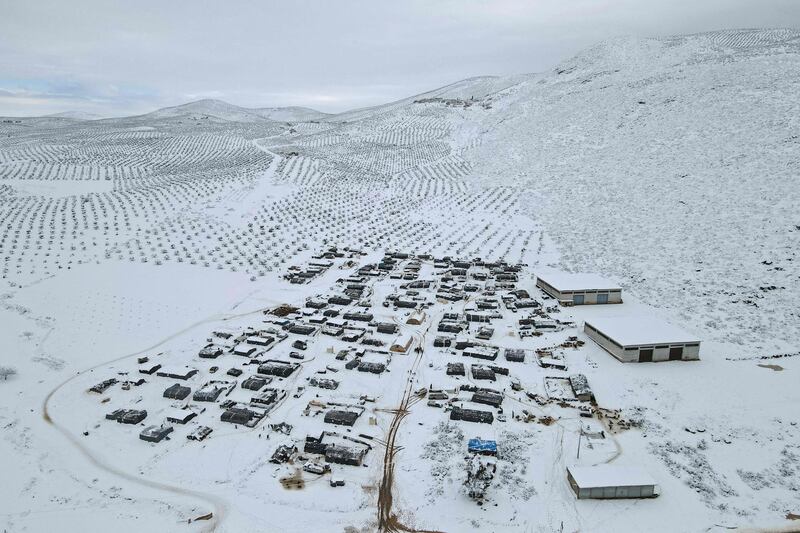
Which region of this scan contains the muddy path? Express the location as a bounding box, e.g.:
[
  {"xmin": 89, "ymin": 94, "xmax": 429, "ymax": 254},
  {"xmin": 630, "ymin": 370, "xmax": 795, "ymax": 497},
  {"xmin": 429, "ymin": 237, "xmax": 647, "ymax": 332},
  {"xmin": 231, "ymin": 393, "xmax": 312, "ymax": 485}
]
[{"xmin": 376, "ymin": 315, "xmax": 444, "ymax": 533}]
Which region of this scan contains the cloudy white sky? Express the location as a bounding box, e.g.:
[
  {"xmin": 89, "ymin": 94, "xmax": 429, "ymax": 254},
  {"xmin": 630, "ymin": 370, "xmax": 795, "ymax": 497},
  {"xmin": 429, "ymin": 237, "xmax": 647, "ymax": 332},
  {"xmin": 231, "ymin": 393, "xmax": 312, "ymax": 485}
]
[{"xmin": 1, "ymin": 0, "xmax": 798, "ymax": 117}]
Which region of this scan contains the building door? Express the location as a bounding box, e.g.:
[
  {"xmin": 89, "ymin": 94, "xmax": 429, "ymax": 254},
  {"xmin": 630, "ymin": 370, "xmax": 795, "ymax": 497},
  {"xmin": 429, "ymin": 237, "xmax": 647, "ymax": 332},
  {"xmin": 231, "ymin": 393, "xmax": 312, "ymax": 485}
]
[
  {"xmin": 669, "ymin": 346, "xmax": 683, "ymax": 360},
  {"xmin": 639, "ymin": 349, "xmax": 653, "ymax": 362},
  {"xmin": 597, "ymin": 293, "xmax": 609, "ymax": 304},
  {"xmin": 573, "ymin": 294, "xmax": 585, "ymax": 305}
]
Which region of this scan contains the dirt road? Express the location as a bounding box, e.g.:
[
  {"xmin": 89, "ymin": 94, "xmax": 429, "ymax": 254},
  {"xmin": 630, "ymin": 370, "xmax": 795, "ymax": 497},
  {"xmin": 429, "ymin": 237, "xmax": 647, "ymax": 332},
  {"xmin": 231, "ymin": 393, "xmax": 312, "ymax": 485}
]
[{"xmin": 376, "ymin": 316, "xmax": 443, "ymax": 533}]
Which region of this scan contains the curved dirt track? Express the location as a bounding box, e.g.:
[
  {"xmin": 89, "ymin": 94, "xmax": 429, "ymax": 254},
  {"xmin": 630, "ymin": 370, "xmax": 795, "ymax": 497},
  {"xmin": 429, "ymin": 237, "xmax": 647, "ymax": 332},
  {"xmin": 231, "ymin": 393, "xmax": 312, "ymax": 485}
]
[{"xmin": 41, "ymin": 300, "xmax": 287, "ymax": 532}]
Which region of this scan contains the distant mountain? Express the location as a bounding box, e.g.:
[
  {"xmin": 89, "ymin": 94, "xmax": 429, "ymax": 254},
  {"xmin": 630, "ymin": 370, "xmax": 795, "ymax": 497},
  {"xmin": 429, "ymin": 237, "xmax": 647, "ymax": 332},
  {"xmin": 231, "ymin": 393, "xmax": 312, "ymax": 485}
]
[
  {"xmin": 140, "ymin": 99, "xmax": 328, "ymax": 123},
  {"xmin": 324, "ymin": 74, "xmax": 534, "ymax": 123},
  {"xmin": 45, "ymin": 111, "xmax": 104, "ymax": 120},
  {"xmin": 142, "ymin": 99, "xmax": 271, "ymax": 122},
  {"xmin": 252, "ymin": 106, "xmax": 330, "ymax": 122}
]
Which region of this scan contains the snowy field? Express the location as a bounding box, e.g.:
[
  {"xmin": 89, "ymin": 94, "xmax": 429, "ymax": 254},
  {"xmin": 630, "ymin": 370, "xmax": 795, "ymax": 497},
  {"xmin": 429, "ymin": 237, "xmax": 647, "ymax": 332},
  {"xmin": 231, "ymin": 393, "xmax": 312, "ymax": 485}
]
[{"xmin": 1, "ymin": 28, "xmax": 799, "ymax": 533}]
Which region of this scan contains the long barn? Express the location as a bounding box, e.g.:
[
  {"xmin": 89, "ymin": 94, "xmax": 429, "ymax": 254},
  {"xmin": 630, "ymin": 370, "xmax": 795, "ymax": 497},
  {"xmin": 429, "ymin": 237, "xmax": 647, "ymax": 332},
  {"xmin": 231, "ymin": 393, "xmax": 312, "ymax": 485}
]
[
  {"xmin": 536, "ymin": 271, "xmax": 622, "ymax": 306},
  {"xmin": 567, "ymin": 465, "xmax": 657, "ymax": 499},
  {"xmin": 584, "ymin": 316, "xmax": 700, "ymax": 362}
]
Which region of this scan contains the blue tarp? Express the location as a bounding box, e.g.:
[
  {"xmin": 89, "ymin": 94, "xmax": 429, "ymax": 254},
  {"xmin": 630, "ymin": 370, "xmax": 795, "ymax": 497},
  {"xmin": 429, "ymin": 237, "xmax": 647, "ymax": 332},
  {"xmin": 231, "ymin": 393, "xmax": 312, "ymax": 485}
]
[{"xmin": 468, "ymin": 438, "xmax": 497, "ymax": 454}]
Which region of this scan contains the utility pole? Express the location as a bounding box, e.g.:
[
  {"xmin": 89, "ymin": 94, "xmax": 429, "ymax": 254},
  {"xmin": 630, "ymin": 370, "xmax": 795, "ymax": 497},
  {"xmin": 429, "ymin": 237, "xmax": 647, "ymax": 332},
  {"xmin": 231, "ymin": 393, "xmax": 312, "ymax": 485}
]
[{"xmin": 576, "ymin": 426, "xmax": 583, "ymax": 459}]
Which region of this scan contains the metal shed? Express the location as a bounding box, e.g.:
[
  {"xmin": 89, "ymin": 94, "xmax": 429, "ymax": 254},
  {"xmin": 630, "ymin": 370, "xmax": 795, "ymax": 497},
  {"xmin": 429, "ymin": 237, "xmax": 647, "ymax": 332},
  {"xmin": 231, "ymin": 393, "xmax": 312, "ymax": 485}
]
[
  {"xmin": 567, "ymin": 465, "xmax": 657, "ymax": 499},
  {"xmin": 536, "ymin": 271, "xmax": 622, "ymax": 306},
  {"xmin": 584, "ymin": 316, "xmax": 700, "ymax": 363}
]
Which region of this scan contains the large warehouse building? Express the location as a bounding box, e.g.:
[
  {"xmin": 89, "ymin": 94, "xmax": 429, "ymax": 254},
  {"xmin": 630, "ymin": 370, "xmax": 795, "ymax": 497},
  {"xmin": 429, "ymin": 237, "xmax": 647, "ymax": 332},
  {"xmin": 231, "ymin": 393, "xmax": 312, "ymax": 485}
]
[
  {"xmin": 535, "ymin": 271, "xmax": 622, "ymax": 306},
  {"xmin": 567, "ymin": 465, "xmax": 657, "ymax": 499},
  {"xmin": 584, "ymin": 316, "xmax": 700, "ymax": 362}
]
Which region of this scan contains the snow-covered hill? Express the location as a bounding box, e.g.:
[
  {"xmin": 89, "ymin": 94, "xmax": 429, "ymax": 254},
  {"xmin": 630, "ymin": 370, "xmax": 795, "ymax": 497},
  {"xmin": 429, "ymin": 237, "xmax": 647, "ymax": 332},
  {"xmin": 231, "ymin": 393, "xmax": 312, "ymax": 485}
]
[
  {"xmin": 44, "ymin": 111, "xmax": 104, "ymax": 120},
  {"xmin": 141, "ymin": 98, "xmax": 276, "ymax": 122},
  {"xmin": 470, "ymin": 28, "xmax": 800, "ymax": 350}
]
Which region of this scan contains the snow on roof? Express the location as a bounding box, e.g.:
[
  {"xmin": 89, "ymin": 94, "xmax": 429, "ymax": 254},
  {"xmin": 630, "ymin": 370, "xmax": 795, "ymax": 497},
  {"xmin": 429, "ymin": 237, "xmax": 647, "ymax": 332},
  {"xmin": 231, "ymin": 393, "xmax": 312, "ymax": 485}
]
[
  {"xmin": 536, "ymin": 270, "xmax": 621, "ymax": 292},
  {"xmin": 166, "ymin": 408, "xmax": 194, "ymax": 420},
  {"xmin": 585, "ymin": 316, "xmax": 700, "ymax": 347},
  {"xmin": 568, "ymin": 464, "xmax": 655, "ymax": 488}
]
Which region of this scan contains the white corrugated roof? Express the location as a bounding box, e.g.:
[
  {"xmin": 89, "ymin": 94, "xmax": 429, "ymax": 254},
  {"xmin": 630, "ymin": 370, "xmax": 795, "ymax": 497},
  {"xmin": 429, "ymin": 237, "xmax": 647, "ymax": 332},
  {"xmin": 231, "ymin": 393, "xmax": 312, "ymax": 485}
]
[
  {"xmin": 585, "ymin": 316, "xmax": 700, "ymax": 347},
  {"xmin": 568, "ymin": 464, "xmax": 655, "ymax": 488},
  {"xmin": 536, "ymin": 270, "xmax": 621, "ymax": 292}
]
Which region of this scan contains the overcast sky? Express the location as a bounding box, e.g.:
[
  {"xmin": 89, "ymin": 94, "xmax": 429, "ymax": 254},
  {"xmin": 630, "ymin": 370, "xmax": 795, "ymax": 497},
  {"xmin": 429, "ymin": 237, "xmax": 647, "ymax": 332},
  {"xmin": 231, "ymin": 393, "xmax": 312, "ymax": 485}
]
[{"xmin": 1, "ymin": 0, "xmax": 798, "ymax": 117}]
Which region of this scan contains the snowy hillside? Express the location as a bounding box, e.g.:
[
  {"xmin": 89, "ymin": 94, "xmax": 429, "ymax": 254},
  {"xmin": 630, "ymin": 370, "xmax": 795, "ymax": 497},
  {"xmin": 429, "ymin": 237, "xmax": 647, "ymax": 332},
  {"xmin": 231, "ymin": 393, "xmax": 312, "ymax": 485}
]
[
  {"xmin": 1, "ymin": 28, "xmax": 798, "ymax": 533},
  {"xmin": 471, "ymin": 28, "xmax": 800, "ymax": 351},
  {"xmin": 253, "ymin": 106, "xmax": 330, "ymax": 122}
]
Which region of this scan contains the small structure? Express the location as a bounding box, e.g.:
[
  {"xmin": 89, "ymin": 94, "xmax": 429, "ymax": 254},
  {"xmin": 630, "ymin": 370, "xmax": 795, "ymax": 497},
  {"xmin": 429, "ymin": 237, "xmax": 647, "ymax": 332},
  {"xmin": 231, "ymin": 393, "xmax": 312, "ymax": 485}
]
[
  {"xmin": 198, "ymin": 345, "xmax": 223, "ymax": 359},
  {"xmin": 476, "ymin": 327, "xmax": 494, "ymax": 340},
  {"xmin": 193, "ymin": 382, "xmax": 230, "ymax": 402},
  {"xmin": 310, "ymin": 377, "xmax": 339, "ymax": 390},
  {"xmin": 187, "ymin": 426, "xmax": 213, "ymax": 441},
  {"xmin": 324, "ymin": 409, "xmax": 360, "ymax": 427},
  {"xmin": 504, "ymin": 348, "xmax": 525, "ymax": 363},
  {"xmin": 328, "ymin": 295, "xmax": 353, "ymax": 306},
  {"xmin": 471, "ymin": 390, "xmax": 503, "ymax": 408},
  {"xmin": 139, "ymin": 425, "xmax": 173, "ymax": 443},
  {"xmin": 375, "ymin": 322, "xmax": 398, "ymax": 335},
  {"xmin": 434, "ymin": 336, "xmax": 452, "ymax": 347},
  {"xmin": 471, "ymin": 365, "xmax": 496, "ymax": 381},
  {"xmin": 343, "ymin": 312, "xmax": 373, "ymax": 322},
  {"xmin": 468, "ymin": 438, "xmax": 498, "ymax": 456},
  {"xmin": 250, "ymin": 388, "xmax": 283, "ymax": 409},
  {"xmin": 156, "ymin": 367, "xmax": 198, "ymax": 380},
  {"xmin": 288, "ymin": 323, "xmax": 316, "ymax": 336},
  {"xmin": 447, "ymin": 362, "xmax": 465, "ymax": 376},
  {"xmin": 232, "ymin": 344, "xmax": 258, "ymax": 357},
  {"xmin": 569, "ymin": 374, "xmax": 593, "ymax": 402},
  {"xmin": 536, "ymin": 271, "xmax": 622, "ymax": 306},
  {"xmin": 539, "ymin": 356, "xmax": 567, "ymax": 371},
  {"xmin": 246, "ymin": 335, "xmax": 274, "ymax": 347},
  {"xmin": 450, "ymin": 406, "xmax": 494, "ymax": 424},
  {"xmin": 106, "ymin": 409, "xmax": 147, "ymax": 424},
  {"xmin": 465, "ymin": 312, "xmax": 492, "ymax": 323},
  {"xmin": 242, "ymin": 376, "xmax": 269, "ymax": 391},
  {"xmin": 220, "ymin": 407, "xmax": 260, "ymax": 426},
  {"xmin": 390, "ymin": 335, "xmax": 413, "ymax": 354},
  {"xmin": 357, "ymin": 361, "xmax": 386, "ymax": 374},
  {"xmin": 270, "ymin": 444, "xmax": 297, "ymax": 464},
  {"xmin": 567, "ymin": 465, "xmax": 657, "ymax": 499},
  {"xmin": 138, "ymin": 362, "xmax": 162, "ymax": 375},
  {"xmin": 257, "ymin": 360, "xmax": 300, "ymax": 377},
  {"xmin": 438, "ymin": 320, "xmax": 463, "ymax": 334},
  {"xmin": 463, "ymin": 345, "xmax": 499, "ymax": 361},
  {"xmin": 583, "ymin": 316, "xmax": 700, "ymax": 362},
  {"xmin": 406, "ymin": 310, "xmax": 426, "ymax": 325},
  {"xmin": 89, "ymin": 378, "xmax": 118, "ymax": 394},
  {"xmin": 166, "ymin": 409, "xmax": 197, "ymax": 425},
  {"xmin": 325, "ymin": 445, "xmax": 367, "ymax": 466},
  {"xmin": 163, "ymin": 383, "xmax": 191, "ymax": 400}
]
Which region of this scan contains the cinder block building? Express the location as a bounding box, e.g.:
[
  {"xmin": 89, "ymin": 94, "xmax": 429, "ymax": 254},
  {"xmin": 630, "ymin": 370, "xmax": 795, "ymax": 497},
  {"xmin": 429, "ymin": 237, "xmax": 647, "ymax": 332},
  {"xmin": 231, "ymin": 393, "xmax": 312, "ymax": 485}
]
[
  {"xmin": 536, "ymin": 271, "xmax": 622, "ymax": 306},
  {"xmin": 584, "ymin": 316, "xmax": 700, "ymax": 362}
]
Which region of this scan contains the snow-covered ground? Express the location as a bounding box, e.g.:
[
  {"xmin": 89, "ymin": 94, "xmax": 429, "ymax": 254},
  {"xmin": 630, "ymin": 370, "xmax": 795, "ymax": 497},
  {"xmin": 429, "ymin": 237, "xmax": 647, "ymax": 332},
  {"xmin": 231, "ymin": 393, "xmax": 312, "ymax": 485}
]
[{"xmin": 1, "ymin": 28, "xmax": 799, "ymax": 533}]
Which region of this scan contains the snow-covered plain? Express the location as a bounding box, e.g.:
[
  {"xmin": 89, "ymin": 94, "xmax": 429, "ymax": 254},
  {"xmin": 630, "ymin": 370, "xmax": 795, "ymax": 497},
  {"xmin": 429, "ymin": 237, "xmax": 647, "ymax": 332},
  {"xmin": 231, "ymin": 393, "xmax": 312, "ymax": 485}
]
[{"xmin": 1, "ymin": 28, "xmax": 799, "ymax": 533}]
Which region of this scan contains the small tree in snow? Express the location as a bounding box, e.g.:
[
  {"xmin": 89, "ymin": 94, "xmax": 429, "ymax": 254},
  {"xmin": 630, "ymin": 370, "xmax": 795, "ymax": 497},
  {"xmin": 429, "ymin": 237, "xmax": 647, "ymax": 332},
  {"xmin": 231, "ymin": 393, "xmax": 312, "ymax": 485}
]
[{"xmin": 0, "ymin": 366, "xmax": 17, "ymax": 380}]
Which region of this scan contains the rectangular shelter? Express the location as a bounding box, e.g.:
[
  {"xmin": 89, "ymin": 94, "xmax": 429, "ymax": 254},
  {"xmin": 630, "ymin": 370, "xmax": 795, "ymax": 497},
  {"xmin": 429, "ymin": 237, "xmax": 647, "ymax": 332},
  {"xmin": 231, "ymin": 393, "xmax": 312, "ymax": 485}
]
[
  {"xmin": 584, "ymin": 316, "xmax": 700, "ymax": 362},
  {"xmin": 536, "ymin": 271, "xmax": 622, "ymax": 306},
  {"xmin": 567, "ymin": 465, "xmax": 657, "ymax": 499}
]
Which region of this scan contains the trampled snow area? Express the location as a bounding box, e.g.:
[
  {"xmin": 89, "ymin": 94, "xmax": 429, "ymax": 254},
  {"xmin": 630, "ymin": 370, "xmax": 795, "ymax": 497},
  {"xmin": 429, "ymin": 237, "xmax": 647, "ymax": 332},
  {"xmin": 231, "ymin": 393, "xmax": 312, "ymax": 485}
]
[{"xmin": 1, "ymin": 28, "xmax": 799, "ymax": 533}]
